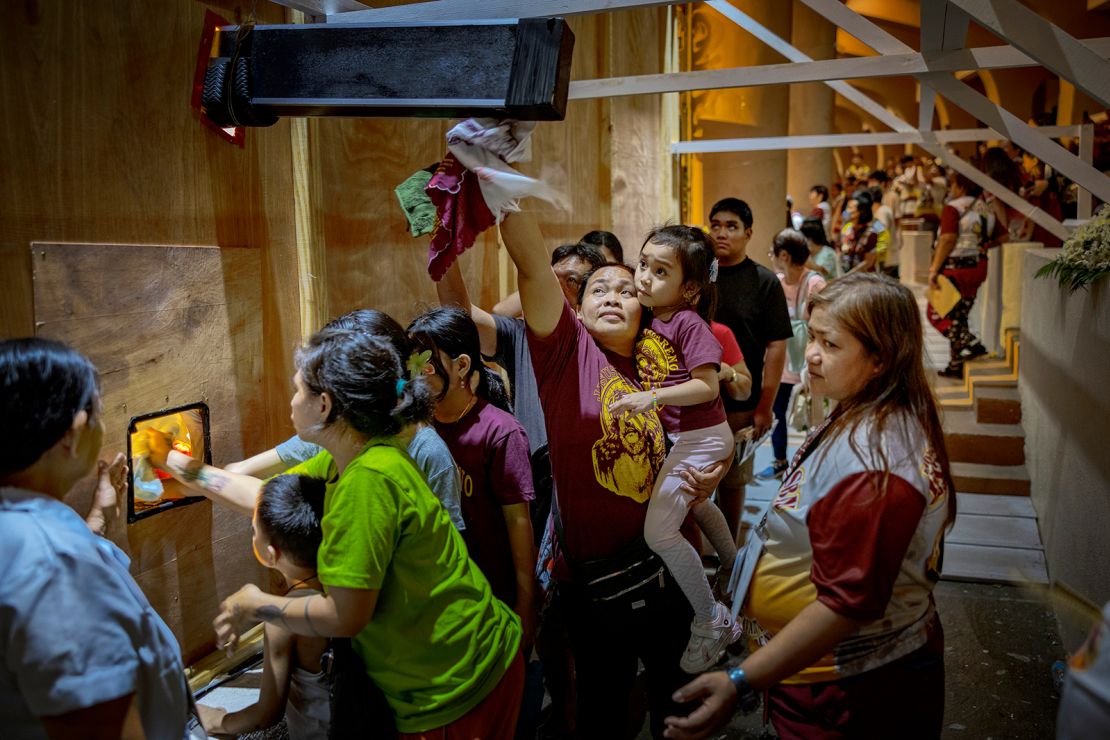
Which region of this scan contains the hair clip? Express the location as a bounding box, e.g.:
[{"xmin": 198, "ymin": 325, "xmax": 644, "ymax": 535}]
[
  {"xmin": 406, "ymin": 349, "xmax": 432, "ymax": 380},
  {"xmin": 709, "ymin": 258, "xmax": 719, "ymax": 283},
  {"xmin": 395, "ymin": 379, "xmax": 408, "ymax": 398}
]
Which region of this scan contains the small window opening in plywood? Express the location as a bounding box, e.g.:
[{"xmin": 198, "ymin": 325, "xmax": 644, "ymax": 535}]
[{"xmin": 127, "ymin": 403, "xmax": 211, "ymax": 523}]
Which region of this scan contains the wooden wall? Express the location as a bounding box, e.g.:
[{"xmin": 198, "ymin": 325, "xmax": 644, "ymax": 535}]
[
  {"xmin": 311, "ymin": 6, "xmax": 672, "ymax": 323},
  {"xmin": 0, "ymin": 0, "xmax": 672, "ymax": 666},
  {"xmin": 0, "ymin": 0, "xmax": 298, "ymax": 665}
]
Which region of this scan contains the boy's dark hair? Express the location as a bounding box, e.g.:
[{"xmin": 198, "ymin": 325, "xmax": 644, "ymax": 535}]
[
  {"xmin": 900, "ymin": 154, "xmax": 915, "ymax": 165},
  {"xmin": 772, "ymin": 228, "xmax": 812, "ymax": 267},
  {"xmin": 810, "ymin": 185, "xmax": 829, "ymax": 202},
  {"xmin": 296, "ymin": 327, "xmax": 434, "ymax": 439},
  {"xmin": 579, "ymin": 230, "xmax": 624, "ymax": 265},
  {"xmin": 708, "ymin": 197, "xmax": 753, "ymax": 229},
  {"xmin": 0, "ymin": 338, "xmax": 100, "ymax": 477},
  {"xmin": 551, "ymin": 242, "xmax": 606, "ymax": 270},
  {"xmin": 640, "ymin": 225, "xmax": 719, "ymax": 321},
  {"xmin": 869, "ymin": 170, "xmax": 889, "ymax": 184},
  {"xmin": 407, "ymin": 307, "xmax": 512, "ymax": 413},
  {"xmin": 799, "ymin": 216, "xmax": 829, "ymax": 247},
  {"xmin": 257, "ymin": 474, "xmax": 326, "ymax": 568}
]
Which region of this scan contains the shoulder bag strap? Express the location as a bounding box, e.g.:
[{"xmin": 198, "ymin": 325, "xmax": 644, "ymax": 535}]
[{"xmin": 796, "ymin": 271, "xmax": 816, "ymax": 317}]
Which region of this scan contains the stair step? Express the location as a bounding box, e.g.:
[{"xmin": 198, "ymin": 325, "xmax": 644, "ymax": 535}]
[
  {"xmin": 950, "ymin": 462, "xmax": 1030, "ymax": 496},
  {"xmin": 956, "ymin": 492, "xmax": 1036, "ymax": 518},
  {"xmin": 948, "ymin": 513, "xmax": 1042, "ymax": 549},
  {"xmin": 975, "ymin": 386, "xmax": 1022, "ymax": 425},
  {"xmin": 943, "ymin": 415, "xmax": 1025, "ymax": 466},
  {"xmin": 945, "ymin": 433, "xmax": 1024, "ymax": 466},
  {"xmin": 942, "ymin": 543, "xmax": 1048, "ymax": 585}
]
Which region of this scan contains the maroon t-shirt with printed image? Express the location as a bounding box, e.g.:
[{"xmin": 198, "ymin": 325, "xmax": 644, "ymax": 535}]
[
  {"xmin": 434, "ymin": 397, "xmax": 534, "ymax": 604},
  {"xmin": 528, "ymin": 303, "xmax": 667, "ymax": 571},
  {"xmin": 637, "ymin": 308, "xmax": 726, "ymax": 434}
]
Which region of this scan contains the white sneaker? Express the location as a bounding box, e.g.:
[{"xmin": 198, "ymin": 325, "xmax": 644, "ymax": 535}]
[{"xmin": 679, "ymin": 601, "xmax": 744, "ymax": 673}]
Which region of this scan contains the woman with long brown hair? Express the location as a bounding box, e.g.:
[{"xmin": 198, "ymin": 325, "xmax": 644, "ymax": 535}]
[{"xmin": 664, "ymin": 273, "xmax": 955, "ymax": 739}]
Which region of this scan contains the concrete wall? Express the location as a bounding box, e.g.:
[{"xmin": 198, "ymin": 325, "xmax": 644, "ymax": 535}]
[{"xmin": 1020, "ymin": 249, "xmax": 1110, "ymax": 648}]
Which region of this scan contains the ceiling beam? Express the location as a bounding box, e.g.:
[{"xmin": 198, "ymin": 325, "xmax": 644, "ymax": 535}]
[
  {"xmin": 701, "ymin": 0, "xmax": 1073, "ymax": 239},
  {"xmin": 329, "ymin": 0, "xmax": 682, "ymax": 23},
  {"xmin": 919, "ymin": 2, "xmax": 970, "ymax": 130},
  {"xmin": 924, "ymin": 72, "xmax": 1110, "ymax": 202},
  {"xmin": 847, "ymin": 0, "xmax": 924, "ymax": 29},
  {"xmin": 926, "ymin": 141, "xmax": 1070, "ymax": 239},
  {"xmin": 568, "ymin": 38, "xmax": 1110, "ymax": 99},
  {"xmin": 950, "ymin": 0, "xmax": 1110, "ymax": 108},
  {"xmin": 802, "ymin": 0, "xmax": 1110, "ymax": 206},
  {"xmin": 669, "ymin": 125, "xmax": 1081, "ymax": 154},
  {"xmin": 706, "ymin": 0, "xmax": 911, "ymax": 131},
  {"xmin": 802, "ymin": 0, "xmax": 910, "ymax": 54},
  {"xmin": 269, "ymin": 0, "xmax": 370, "ymax": 15}
]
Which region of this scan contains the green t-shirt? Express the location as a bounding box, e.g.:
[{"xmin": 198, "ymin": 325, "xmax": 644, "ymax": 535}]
[{"xmin": 287, "ymin": 440, "xmax": 521, "ymax": 732}]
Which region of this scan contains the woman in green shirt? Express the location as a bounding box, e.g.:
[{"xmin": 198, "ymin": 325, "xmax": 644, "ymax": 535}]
[{"xmin": 198, "ymin": 326, "xmax": 523, "ymax": 736}]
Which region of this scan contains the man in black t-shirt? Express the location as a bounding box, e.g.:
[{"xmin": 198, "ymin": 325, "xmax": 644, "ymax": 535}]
[{"xmin": 708, "ymin": 198, "xmax": 792, "ymax": 540}]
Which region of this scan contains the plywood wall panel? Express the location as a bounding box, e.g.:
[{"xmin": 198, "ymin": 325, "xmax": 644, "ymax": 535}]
[
  {"xmin": 528, "ymin": 15, "xmax": 613, "ymax": 248},
  {"xmin": 311, "ymin": 115, "xmax": 504, "ymax": 323},
  {"xmin": 0, "ymin": 1, "xmax": 300, "ymax": 450},
  {"xmin": 609, "ymin": 8, "xmax": 670, "ymax": 256},
  {"xmin": 32, "ymin": 241, "xmax": 266, "ymax": 661},
  {"xmin": 1, "ymin": 0, "xmax": 679, "ymax": 669},
  {"xmin": 135, "ymin": 529, "xmax": 266, "ymax": 666}
]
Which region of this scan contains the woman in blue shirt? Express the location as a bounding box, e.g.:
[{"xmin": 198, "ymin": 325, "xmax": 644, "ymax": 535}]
[{"xmin": 0, "ymin": 338, "xmax": 192, "ymax": 739}]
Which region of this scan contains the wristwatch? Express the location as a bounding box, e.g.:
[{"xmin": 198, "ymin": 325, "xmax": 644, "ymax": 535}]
[{"xmin": 727, "ymin": 667, "xmax": 761, "ymax": 714}]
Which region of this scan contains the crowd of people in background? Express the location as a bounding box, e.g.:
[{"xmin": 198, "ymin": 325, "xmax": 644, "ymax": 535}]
[
  {"xmin": 6, "ymin": 119, "xmax": 1107, "ymax": 740},
  {"xmin": 790, "ymin": 137, "xmax": 1089, "ymax": 380}
]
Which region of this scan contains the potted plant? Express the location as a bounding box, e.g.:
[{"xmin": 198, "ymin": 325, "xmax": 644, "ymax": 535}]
[{"xmin": 1035, "ymin": 204, "xmax": 1110, "ymax": 292}]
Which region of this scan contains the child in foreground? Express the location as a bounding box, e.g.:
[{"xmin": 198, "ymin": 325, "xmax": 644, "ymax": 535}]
[
  {"xmin": 610, "ymin": 225, "xmax": 745, "ymax": 673},
  {"xmin": 197, "ymin": 474, "xmax": 330, "ymax": 739}
]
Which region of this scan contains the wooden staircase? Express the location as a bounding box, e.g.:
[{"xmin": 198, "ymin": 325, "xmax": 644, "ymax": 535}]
[{"xmin": 929, "ymin": 328, "xmax": 1048, "ymax": 585}]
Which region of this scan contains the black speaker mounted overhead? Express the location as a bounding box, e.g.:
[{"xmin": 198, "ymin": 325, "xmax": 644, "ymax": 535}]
[{"xmin": 200, "ymin": 18, "xmax": 575, "ymax": 127}]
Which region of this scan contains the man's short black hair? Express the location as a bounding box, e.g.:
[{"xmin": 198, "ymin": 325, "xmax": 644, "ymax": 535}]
[
  {"xmin": 810, "ymin": 185, "xmax": 829, "ymax": 202},
  {"xmin": 708, "ymin": 198, "xmax": 753, "ymax": 229},
  {"xmin": 257, "ymin": 474, "xmax": 326, "ymax": 568},
  {"xmin": 869, "ymin": 170, "xmax": 889, "ymax": 184},
  {"xmin": 551, "ymin": 242, "xmax": 606, "ymax": 270},
  {"xmin": 579, "ymin": 230, "xmax": 624, "ymax": 265},
  {"xmin": 900, "ymin": 154, "xmax": 915, "ymax": 165}
]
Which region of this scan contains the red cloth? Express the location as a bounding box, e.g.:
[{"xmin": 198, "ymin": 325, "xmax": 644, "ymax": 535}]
[
  {"xmin": 926, "ymin": 257, "xmax": 988, "ymax": 333},
  {"xmin": 426, "ymin": 153, "xmax": 496, "ymax": 281},
  {"xmin": 398, "ymin": 651, "xmax": 524, "ymax": 739},
  {"xmin": 710, "ymin": 321, "xmax": 745, "ymax": 365}
]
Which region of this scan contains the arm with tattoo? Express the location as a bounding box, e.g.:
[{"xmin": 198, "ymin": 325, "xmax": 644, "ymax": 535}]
[
  {"xmin": 214, "ymin": 584, "xmax": 379, "ymax": 652},
  {"xmin": 162, "ymin": 450, "xmax": 261, "ymax": 516}
]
